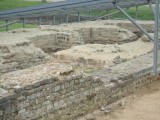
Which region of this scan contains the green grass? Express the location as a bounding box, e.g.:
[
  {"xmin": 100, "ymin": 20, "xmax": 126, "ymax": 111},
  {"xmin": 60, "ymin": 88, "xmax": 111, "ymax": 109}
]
[
  {"xmin": 0, "ymin": 0, "xmax": 42, "ymax": 11},
  {"xmin": 112, "ymin": 6, "xmax": 154, "ymax": 20},
  {"xmin": 0, "ymin": 21, "xmax": 38, "ymax": 32},
  {"xmin": 0, "ymin": 0, "xmax": 42, "ymax": 31},
  {"xmin": 82, "ymin": 5, "xmax": 154, "ymax": 21}
]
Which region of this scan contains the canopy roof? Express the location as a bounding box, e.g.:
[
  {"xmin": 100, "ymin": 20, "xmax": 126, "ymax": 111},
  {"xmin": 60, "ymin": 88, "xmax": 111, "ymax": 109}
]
[{"xmin": 0, "ymin": 0, "xmax": 155, "ymax": 20}]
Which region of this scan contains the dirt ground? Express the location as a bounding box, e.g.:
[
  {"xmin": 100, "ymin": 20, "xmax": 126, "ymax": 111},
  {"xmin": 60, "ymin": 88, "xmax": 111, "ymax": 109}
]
[{"xmin": 78, "ymin": 80, "xmax": 160, "ymax": 120}]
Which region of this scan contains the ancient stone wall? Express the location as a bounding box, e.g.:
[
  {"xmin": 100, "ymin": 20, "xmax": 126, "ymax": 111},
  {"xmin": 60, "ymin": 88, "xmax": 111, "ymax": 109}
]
[
  {"xmin": 29, "ymin": 31, "xmax": 84, "ymax": 53},
  {"xmin": 0, "ymin": 73, "xmax": 103, "ymax": 120},
  {"xmin": 0, "ymin": 61, "xmax": 159, "ymax": 120},
  {"xmin": 0, "ymin": 20, "xmax": 157, "ymax": 120},
  {"xmin": 0, "ymin": 40, "xmax": 49, "ymax": 74}
]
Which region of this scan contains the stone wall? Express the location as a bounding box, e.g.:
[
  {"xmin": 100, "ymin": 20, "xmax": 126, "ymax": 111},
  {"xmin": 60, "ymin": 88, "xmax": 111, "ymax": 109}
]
[
  {"xmin": 0, "ymin": 57, "xmax": 159, "ymax": 120},
  {"xmin": 0, "ymin": 20, "xmax": 156, "ymax": 120},
  {"xmin": 0, "ymin": 73, "xmax": 103, "ymax": 120},
  {"xmin": 0, "ymin": 71, "xmax": 159, "ymax": 120},
  {"xmin": 0, "ymin": 39, "xmax": 49, "ymax": 74},
  {"xmin": 29, "ymin": 31, "xmax": 84, "ymax": 53}
]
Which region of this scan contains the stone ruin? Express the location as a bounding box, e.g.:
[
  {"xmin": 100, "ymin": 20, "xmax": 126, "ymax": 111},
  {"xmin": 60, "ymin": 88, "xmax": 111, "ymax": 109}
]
[
  {"xmin": 0, "ymin": 20, "xmax": 154, "ymax": 74},
  {"xmin": 0, "ymin": 20, "xmax": 158, "ymax": 120}
]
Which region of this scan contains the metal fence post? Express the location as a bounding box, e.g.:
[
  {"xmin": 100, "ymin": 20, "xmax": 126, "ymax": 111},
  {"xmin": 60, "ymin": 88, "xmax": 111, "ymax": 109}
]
[
  {"xmin": 65, "ymin": 14, "xmax": 68, "ymax": 23},
  {"xmin": 89, "ymin": 11, "xmax": 91, "ymax": 20},
  {"xmin": 52, "ymin": 15, "xmax": 56, "ymax": 25},
  {"xmin": 22, "ymin": 18, "xmax": 25, "ymax": 28},
  {"xmin": 153, "ymin": 0, "xmax": 159, "ymax": 75},
  {"xmin": 135, "ymin": 6, "xmax": 138, "ymax": 20},
  {"xmin": 5, "ymin": 20, "xmax": 9, "ymax": 31},
  {"xmin": 38, "ymin": 17, "xmax": 42, "ymax": 25},
  {"xmin": 78, "ymin": 12, "xmax": 80, "ymax": 22}
]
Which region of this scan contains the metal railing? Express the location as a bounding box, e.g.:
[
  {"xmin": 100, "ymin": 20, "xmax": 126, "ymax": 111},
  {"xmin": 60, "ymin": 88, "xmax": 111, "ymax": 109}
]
[{"xmin": 0, "ymin": 0, "xmax": 155, "ymax": 31}]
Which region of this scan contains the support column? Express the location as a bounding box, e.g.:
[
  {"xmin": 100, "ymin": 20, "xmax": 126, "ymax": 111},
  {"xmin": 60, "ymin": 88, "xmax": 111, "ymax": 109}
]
[
  {"xmin": 89, "ymin": 11, "xmax": 91, "ymax": 20},
  {"xmin": 65, "ymin": 14, "xmax": 68, "ymax": 23},
  {"xmin": 52, "ymin": 15, "xmax": 56, "ymax": 25},
  {"xmin": 22, "ymin": 18, "xmax": 25, "ymax": 28},
  {"xmin": 149, "ymin": 2, "xmax": 155, "ymax": 16},
  {"xmin": 5, "ymin": 20, "xmax": 9, "ymax": 31},
  {"xmin": 153, "ymin": 0, "xmax": 159, "ymax": 74},
  {"xmin": 78, "ymin": 12, "xmax": 80, "ymax": 22},
  {"xmin": 108, "ymin": 10, "xmax": 111, "ymax": 19},
  {"xmin": 135, "ymin": 6, "xmax": 138, "ymax": 20},
  {"xmin": 38, "ymin": 17, "xmax": 41, "ymax": 25},
  {"xmin": 99, "ymin": 10, "xmax": 101, "ymax": 15}
]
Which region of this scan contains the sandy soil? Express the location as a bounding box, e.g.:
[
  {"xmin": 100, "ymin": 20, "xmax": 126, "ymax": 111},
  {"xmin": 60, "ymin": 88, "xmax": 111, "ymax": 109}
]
[{"xmin": 78, "ymin": 80, "xmax": 160, "ymax": 120}]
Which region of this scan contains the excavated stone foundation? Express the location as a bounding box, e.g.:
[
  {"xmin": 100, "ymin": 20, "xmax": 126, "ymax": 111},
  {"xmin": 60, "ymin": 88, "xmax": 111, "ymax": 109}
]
[{"xmin": 0, "ymin": 20, "xmax": 158, "ymax": 120}]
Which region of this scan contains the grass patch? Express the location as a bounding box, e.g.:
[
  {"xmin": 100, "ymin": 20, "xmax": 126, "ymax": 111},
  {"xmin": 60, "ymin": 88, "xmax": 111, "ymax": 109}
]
[
  {"xmin": 0, "ymin": 0, "xmax": 42, "ymax": 31},
  {"xmin": 0, "ymin": 21, "xmax": 38, "ymax": 32},
  {"xmin": 82, "ymin": 5, "xmax": 154, "ymax": 21},
  {"xmin": 0, "ymin": 0, "xmax": 42, "ymax": 11},
  {"xmin": 112, "ymin": 6, "xmax": 154, "ymax": 20}
]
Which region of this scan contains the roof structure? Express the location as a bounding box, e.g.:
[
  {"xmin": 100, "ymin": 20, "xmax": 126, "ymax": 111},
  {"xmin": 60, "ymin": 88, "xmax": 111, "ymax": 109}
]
[{"xmin": 0, "ymin": 0, "xmax": 155, "ymax": 20}]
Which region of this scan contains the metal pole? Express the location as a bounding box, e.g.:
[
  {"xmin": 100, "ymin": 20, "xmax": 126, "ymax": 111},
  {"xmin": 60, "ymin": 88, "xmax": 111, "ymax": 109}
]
[
  {"xmin": 98, "ymin": 8, "xmax": 127, "ymax": 20},
  {"xmin": 5, "ymin": 20, "xmax": 9, "ymax": 31},
  {"xmin": 108, "ymin": 10, "xmax": 111, "ymax": 19},
  {"xmin": 105, "ymin": 9, "xmax": 108, "ymax": 20},
  {"xmin": 91, "ymin": 11, "xmax": 107, "ymax": 21},
  {"xmin": 38, "ymin": 17, "xmax": 41, "ymax": 25},
  {"xmin": 89, "ymin": 11, "xmax": 91, "ymax": 20},
  {"xmin": 115, "ymin": 5, "xmax": 154, "ymax": 42},
  {"xmin": 78, "ymin": 12, "xmax": 80, "ymax": 22},
  {"xmin": 0, "ymin": 20, "xmax": 19, "ymax": 28},
  {"xmin": 149, "ymin": 3, "xmax": 155, "ymax": 16},
  {"xmin": 135, "ymin": 6, "xmax": 138, "ymax": 20},
  {"xmin": 153, "ymin": 0, "xmax": 159, "ymax": 75},
  {"xmin": 65, "ymin": 14, "xmax": 68, "ymax": 23},
  {"xmin": 99, "ymin": 10, "xmax": 101, "ymax": 15},
  {"xmin": 52, "ymin": 15, "xmax": 56, "ymax": 25},
  {"xmin": 22, "ymin": 18, "xmax": 25, "ymax": 28}
]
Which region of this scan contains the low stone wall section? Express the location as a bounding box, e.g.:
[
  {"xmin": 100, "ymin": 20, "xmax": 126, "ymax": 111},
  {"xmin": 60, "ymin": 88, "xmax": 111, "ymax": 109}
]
[
  {"xmin": 0, "ymin": 73, "xmax": 104, "ymax": 120},
  {"xmin": 0, "ymin": 53, "xmax": 159, "ymax": 120}
]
